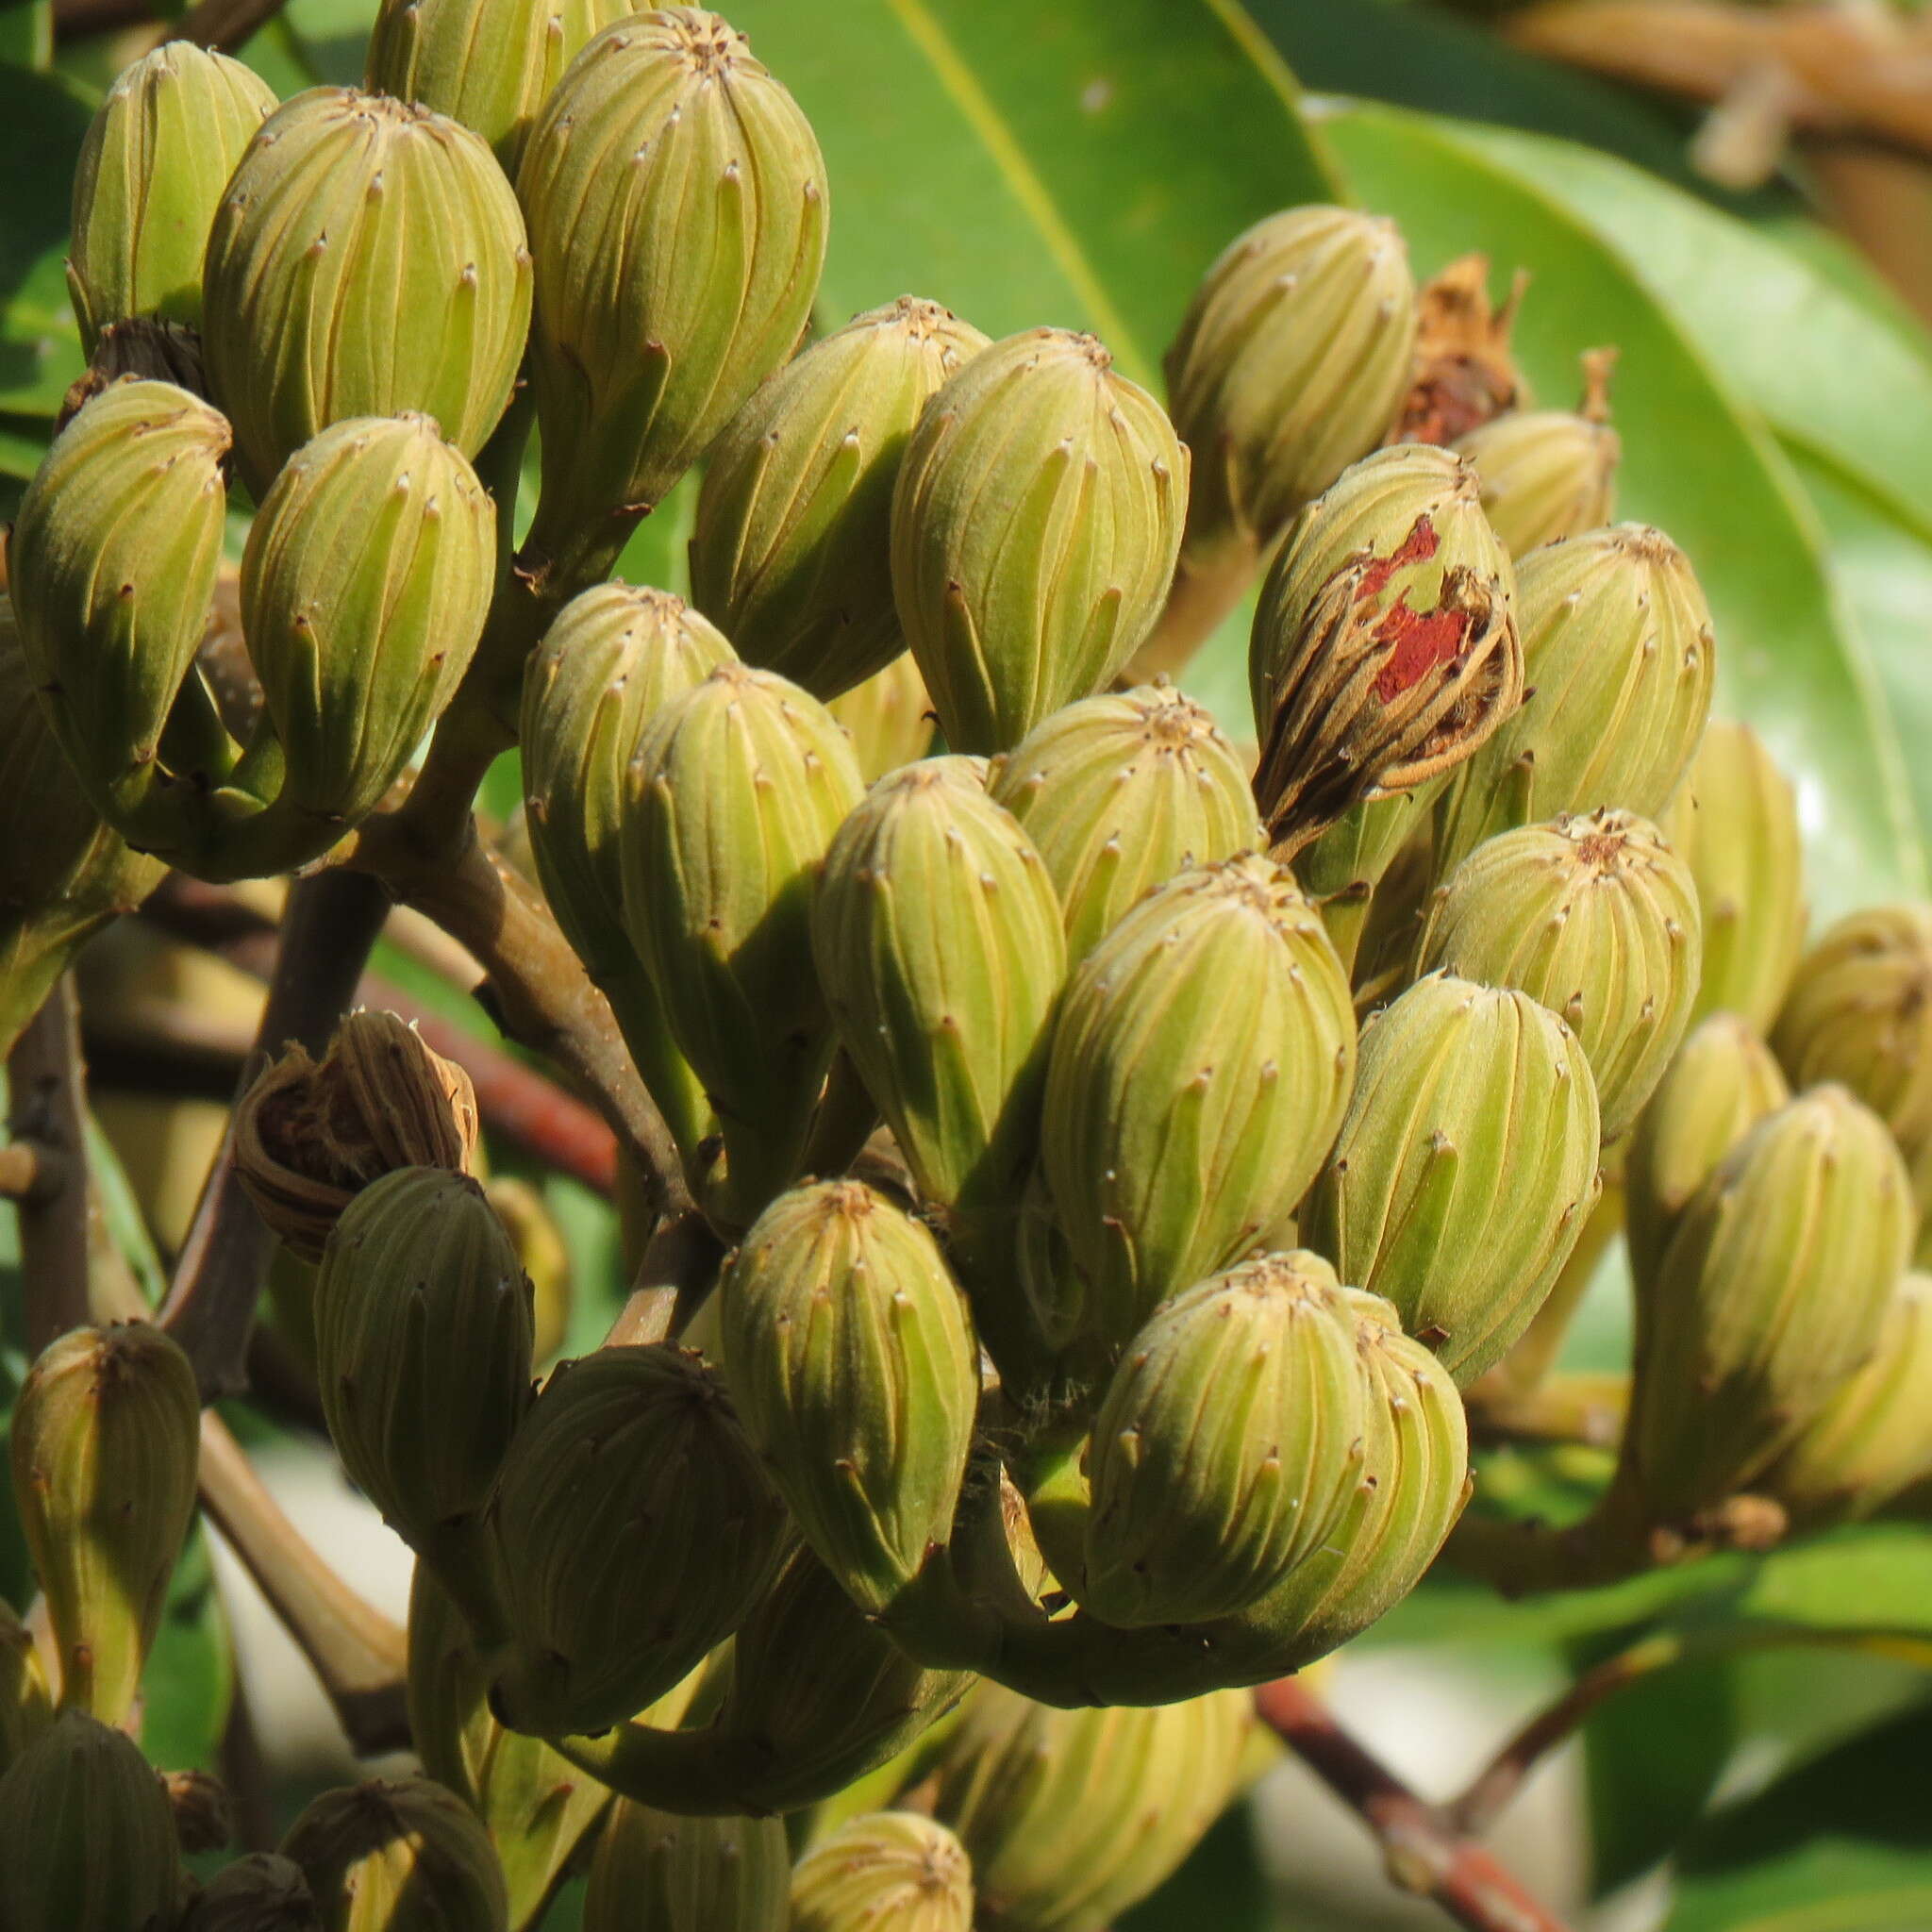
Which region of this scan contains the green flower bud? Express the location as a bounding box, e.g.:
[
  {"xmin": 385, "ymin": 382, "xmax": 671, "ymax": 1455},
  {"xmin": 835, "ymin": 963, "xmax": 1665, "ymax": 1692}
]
[
  {"xmin": 811, "ymin": 759, "xmax": 1064, "ymax": 1349},
  {"xmin": 1040, "ymin": 856, "xmax": 1356, "ymax": 1357},
  {"xmin": 587, "ymin": 1801, "xmax": 789, "ymax": 1932},
  {"xmin": 522, "ymin": 583, "xmax": 735, "ymax": 1159},
  {"xmin": 1451, "ymin": 350, "xmax": 1620, "ymax": 556},
  {"xmin": 791, "ymin": 1813, "xmax": 974, "ymax": 1932},
  {"xmin": 1433, "ymin": 525, "xmax": 1716, "ymax": 879},
  {"xmin": 1773, "ymin": 906, "xmax": 1932, "ymax": 1166},
  {"xmin": 485, "ymin": 1345, "xmax": 789, "ymax": 1736},
  {"xmin": 1249, "ymin": 444, "xmax": 1522, "ymax": 857},
  {"xmin": 67, "ymin": 46, "xmax": 277, "ymax": 350},
  {"xmin": 1624, "ymin": 1013, "xmax": 1790, "ymax": 1291},
  {"xmin": 0, "ymin": 1710, "xmax": 180, "ymax": 1932},
  {"xmin": 407, "ymin": 1567, "xmax": 608, "ymax": 1930},
  {"xmin": 242, "ymin": 414, "xmax": 495, "ymax": 833},
  {"xmin": 280, "ymin": 1775, "xmax": 508, "ymax": 1932},
  {"xmin": 203, "ymin": 88, "xmax": 531, "ymax": 489},
  {"xmin": 720, "ymin": 1182, "xmax": 978, "ymax": 1616},
  {"xmin": 692, "ymin": 297, "xmax": 991, "ymax": 699},
  {"xmin": 986, "ymin": 683, "xmax": 1261, "ymax": 963},
  {"xmin": 180, "ymin": 1855, "xmax": 320, "ymax": 1932},
  {"xmin": 1625, "ymin": 1086, "xmax": 1915, "ymax": 1523},
  {"xmin": 1079, "ymin": 1253, "xmax": 1369, "ymax": 1626},
  {"xmin": 927, "ymin": 1684, "xmax": 1249, "ymax": 1932},
  {"xmin": 1662, "ymin": 721, "xmax": 1807, "ymax": 1030},
  {"xmin": 516, "ymin": 12, "xmax": 827, "ymax": 550},
  {"xmin": 312, "ymin": 1169, "xmax": 533, "ymax": 1631},
  {"xmin": 365, "ymin": 0, "xmax": 633, "ymax": 170},
  {"xmin": 0, "ymin": 1601, "xmax": 52, "ymax": 1777},
  {"xmin": 826, "ymin": 653, "xmax": 938, "ymax": 783},
  {"xmin": 1301, "ymin": 974, "xmax": 1602, "ymax": 1385},
  {"xmin": 9, "ymin": 1323, "xmax": 199, "ymax": 1727},
  {"xmin": 6, "ymin": 379, "xmax": 228, "ymax": 834},
  {"xmin": 1416, "ymin": 809, "xmax": 1702, "ymax": 1141},
  {"xmin": 891, "ymin": 328, "xmax": 1187, "ymax": 754},
  {"xmin": 1765, "ymin": 1274, "xmax": 1932, "ymax": 1528},
  {"xmin": 623, "ymin": 663, "xmax": 865, "ymax": 1224}
]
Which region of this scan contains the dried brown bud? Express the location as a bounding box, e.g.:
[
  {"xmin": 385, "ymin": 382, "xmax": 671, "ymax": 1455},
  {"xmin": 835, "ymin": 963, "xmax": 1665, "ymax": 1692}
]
[
  {"xmin": 165, "ymin": 1768, "xmax": 235, "ymax": 1855},
  {"xmin": 1386, "ymin": 255, "xmax": 1529, "ymax": 446}
]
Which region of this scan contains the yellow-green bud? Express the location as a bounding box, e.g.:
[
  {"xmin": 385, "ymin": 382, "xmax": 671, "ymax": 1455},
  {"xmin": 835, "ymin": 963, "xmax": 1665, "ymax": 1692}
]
[
  {"xmin": 1452, "ymin": 351, "xmax": 1620, "ymax": 556},
  {"xmin": 791, "ymin": 1813, "xmax": 974, "ymax": 1932},
  {"xmin": 826, "ymin": 653, "xmax": 938, "ymax": 783},
  {"xmin": 0, "ymin": 1602, "xmax": 51, "ymax": 1779}
]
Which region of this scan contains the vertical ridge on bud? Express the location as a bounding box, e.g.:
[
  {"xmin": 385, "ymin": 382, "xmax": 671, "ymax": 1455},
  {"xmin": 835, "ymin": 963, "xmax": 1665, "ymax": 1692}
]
[
  {"xmin": 827, "ymin": 652, "xmax": 938, "ymax": 781},
  {"xmin": 587, "ymin": 1800, "xmax": 790, "ymax": 1932},
  {"xmin": 791, "ymin": 1812, "xmax": 974, "ymax": 1932}
]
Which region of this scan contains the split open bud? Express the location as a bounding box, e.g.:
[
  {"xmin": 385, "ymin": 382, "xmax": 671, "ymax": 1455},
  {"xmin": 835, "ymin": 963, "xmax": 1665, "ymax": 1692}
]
[
  {"xmin": 791, "ymin": 1813, "xmax": 974, "ymax": 1932},
  {"xmin": 1663, "ymin": 721, "xmax": 1807, "ymax": 1030},
  {"xmin": 926, "ymin": 1684, "xmax": 1249, "ymax": 1932},
  {"xmin": 1300, "ymin": 974, "xmax": 1603, "ymax": 1385},
  {"xmin": 691, "ymin": 297, "xmax": 991, "ymax": 698},
  {"xmin": 485, "ymin": 1344, "xmax": 789, "ymax": 1736},
  {"xmin": 891, "ymin": 327, "xmax": 1187, "ymax": 754},
  {"xmin": 828, "ymin": 652, "xmax": 938, "ymax": 782},
  {"xmin": 587, "ymin": 1801, "xmax": 789, "ymax": 1932},
  {"xmin": 312, "ymin": 1169, "xmax": 533, "ymax": 1632},
  {"xmin": 1040, "ymin": 856, "xmax": 1356, "ymax": 1358},
  {"xmin": 517, "ymin": 11, "xmax": 827, "ymax": 553},
  {"xmin": 10, "ymin": 1323, "xmax": 200, "ymax": 1726},
  {"xmin": 521, "ymin": 583, "xmax": 734, "ymax": 1160},
  {"xmin": 203, "ymin": 89, "xmax": 530, "ymax": 491},
  {"xmin": 1249, "ymin": 444, "xmax": 1521, "ymax": 857},
  {"xmin": 180, "ymin": 1855, "xmax": 320, "ymax": 1932},
  {"xmin": 1431, "ymin": 525, "xmax": 1716, "ymax": 878},
  {"xmin": 1416, "ymin": 810, "xmax": 1702, "ymax": 1141},
  {"xmin": 987, "ymin": 683, "xmax": 1261, "ymax": 964},
  {"xmin": 0, "ymin": 1710, "xmax": 181, "ymax": 1932},
  {"xmin": 67, "ymin": 45, "xmax": 277, "ymax": 351},
  {"xmin": 1388, "ymin": 255, "xmax": 1527, "ymax": 445},
  {"xmin": 622, "ymin": 662, "xmax": 864, "ymax": 1226},
  {"xmin": 364, "ymin": 0, "xmax": 634, "ymax": 169},
  {"xmin": 280, "ymin": 1775, "xmax": 508, "ymax": 1932}
]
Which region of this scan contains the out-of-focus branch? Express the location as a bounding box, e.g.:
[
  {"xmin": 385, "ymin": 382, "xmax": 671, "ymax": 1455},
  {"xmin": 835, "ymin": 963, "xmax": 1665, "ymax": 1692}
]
[
  {"xmin": 164, "ymin": 0, "xmax": 291, "ymax": 55},
  {"xmin": 1463, "ymin": 1373, "xmax": 1627, "ymax": 1451},
  {"xmin": 8, "ymin": 980, "xmax": 92, "ymax": 1354},
  {"xmin": 1253, "ymin": 1677, "xmax": 1574, "ymax": 1932},
  {"xmin": 604, "ymin": 1208, "xmax": 727, "ymax": 1347}
]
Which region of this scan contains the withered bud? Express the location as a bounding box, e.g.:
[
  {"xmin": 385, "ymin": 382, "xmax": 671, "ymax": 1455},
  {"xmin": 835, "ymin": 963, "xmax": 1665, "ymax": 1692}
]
[
  {"xmin": 1386, "ymin": 255, "xmax": 1529, "ymax": 446},
  {"xmin": 165, "ymin": 1768, "xmax": 236, "ymax": 1855}
]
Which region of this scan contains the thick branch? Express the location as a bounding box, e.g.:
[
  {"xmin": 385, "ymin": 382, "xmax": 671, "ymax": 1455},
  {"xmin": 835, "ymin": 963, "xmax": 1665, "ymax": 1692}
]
[
  {"xmin": 164, "ymin": 0, "xmax": 291, "ymax": 53},
  {"xmin": 8, "ymin": 980, "xmax": 93, "ymax": 1355},
  {"xmin": 1252, "ymin": 1677, "xmax": 1574, "ymax": 1932}
]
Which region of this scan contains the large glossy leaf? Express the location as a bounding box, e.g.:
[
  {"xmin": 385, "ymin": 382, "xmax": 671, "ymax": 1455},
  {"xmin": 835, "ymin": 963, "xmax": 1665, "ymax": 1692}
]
[
  {"xmin": 1320, "ymin": 102, "xmax": 1925, "ymax": 911},
  {"xmin": 0, "ymin": 63, "xmax": 89, "ymax": 418}
]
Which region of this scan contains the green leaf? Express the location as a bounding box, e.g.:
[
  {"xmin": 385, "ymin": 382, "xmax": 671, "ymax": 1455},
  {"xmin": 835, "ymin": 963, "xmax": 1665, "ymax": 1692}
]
[
  {"xmin": 1318, "ymin": 101, "xmax": 1925, "ymax": 912},
  {"xmin": 0, "ymin": 63, "xmax": 89, "ymax": 417},
  {"xmin": 1120, "ymin": 1799, "xmax": 1272, "ymax": 1932},
  {"xmin": 141, "ymin": 1526, "xmax": 235, "ymax": 1774},
  {"xmin": 0, "ymin": 0, "xmax": 52, "ymax": 70}
]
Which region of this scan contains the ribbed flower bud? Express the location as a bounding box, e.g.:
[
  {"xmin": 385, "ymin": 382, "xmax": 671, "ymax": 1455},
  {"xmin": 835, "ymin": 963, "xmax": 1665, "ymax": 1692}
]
[
  {"xmin": 1662, "ymin": 721, "xmax": 1807, "ymax": 1030},
  {"xmin": 1432, "ymin": 525, "xmax": 1716, "ymax": 878},
  {"xmin": 67, "ymin": 46, "xmax": 277, "ymax": 350},
  {"xmin": 720, "ymin": 1182, "xmax": 977, "ymax": 1615},
  {"xmin": 1773, "ymin": 906, "xmax": 1932, "ymax": 1167},
  {"xmin": 928, "ymin": 1685, "xmax": 1249, "ymax": 1932},
  {"xmin": 986, "ymin": 683, "xmax": 1261, "ymax": 963},
  {"xmin": 0, "ymin": 1602, "xmax": 52, "ymax": 1776},
  {"xmin": 406, "ymin": 1567, "xmax": 608, "ymax": 1927},
  {"xmin": 1416, "ymin": 810, "xmax": 1702, "ymax": 1141},
  {"xmin": 242, "ymin": 413, "xmax": 494, "ymax": 836},
  {"xmin": 1301, "ymin": 975, "xmax": 1602, "ymax": 1384},
  {"xmin": 180, "ymin": 1855, "xmax": 320, "ymax": 1932},
  {"xmin": 235, "ymin": 1009, "xmax": 481, "ymax": 1258},
  {"xmin": 517, "ymin": 12, "xmax": 827, "ymax": 548},
  {"xmin": 312, "ymin": 1169, "xmax": 533, "ymax": 1630},
  {"xmin": 0, "ymin": 1710, "xmax": 181, "ymax": 1932},
  {"xmin": 1624, "ymin": 1013, "xmax": 1790, "ymax": 1290},
  {"xmin": 1040, "ymin": 856, "xmax": 1356, "ymax": 1356},
  {"xmin": 1625, "ymin": 1086, "xmax": 1915, "ymax": 1522},
  {"xmin": 1452, "ymin": 350, "xmax": 1620, "ymax": 556},
  {"xmin": 6, "ymin": 379, "xmax": 228, "ymax": 833},
  {"xmin": 791, "ymin": 1813, "xmax": 974, "ymax": 1932},
  {"xmin": 485, "ymin": 1345, "xmax": 788, "ymax": 1735},
  {"xmin": 891, "ymin": 328, "xmax": 1187, "ymax": 754},
  {"xmin": 365, "ymin": 0, "xmax": 633, "ymax": 169},
  {"xmin": 204, "ymin": 90, "xmax": 530, "ymax": 489},
  {"xmin": 587, "ymin": 1801, "xmax": 789, "ymax": 1932},
  {"xmin": 622, "ymin": 662, "xmax": 864, "ymax": 1225},
  {"xmin": 521, "ymin": 584, "xmax": 734, "ymax": 1158},
  {"xmin": 1078, "ymin": 1253, "xmax": 1368, "ymax": 1626},
  {"xmin": 1249, "ymin": 444, "xmax": 1522, "ymax": 856},
  {"xmin": 827, "ymin": 652, "xmax": 937, "ymax": 782},
  {"xmin": 692, "ymin": 297, "xmax": 991, "ymax": 698},
  {"xmin": 9, "ymin": 1323, "xmax": 199, "ymax": 1726},
  {"xmin": 280, "ymin": 1775, "xmax": 508, "ymax": 1932}
]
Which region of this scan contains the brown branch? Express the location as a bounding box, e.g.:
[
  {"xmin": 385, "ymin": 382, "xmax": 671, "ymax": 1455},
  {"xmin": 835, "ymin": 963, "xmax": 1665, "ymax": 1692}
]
[
  {"xmin": 1253, "ymin": 1677, "xmax": 1574, "ymax": 1932},
  {"xmin": 1463, "ymin": 1373, "xmax": 1628, "ymax": 1452},
  {"xmin": 158, "ymin": 872, "xmax": 391, "ymax": 1403},
  {"xmin": 163, "ymin": 0, "xmax": 291, "ymax": 54},
  {"xmin": 0, "ymin": 1139, "xmax": 57, "ymax": 1203},
  {"xmin": 603, "ymin": 1208, "xmax": 726, "ymax": 1347},
  {"xmin": 8, "ymin": 979, "xmax": 93, "ymax": 1355}
]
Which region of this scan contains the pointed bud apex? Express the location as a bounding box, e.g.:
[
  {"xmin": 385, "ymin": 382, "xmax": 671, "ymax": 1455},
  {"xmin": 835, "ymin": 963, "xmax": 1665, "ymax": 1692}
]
[{"xmin": 1454, "ymin": 350, "xmax": 1620, "ymax": 555}]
